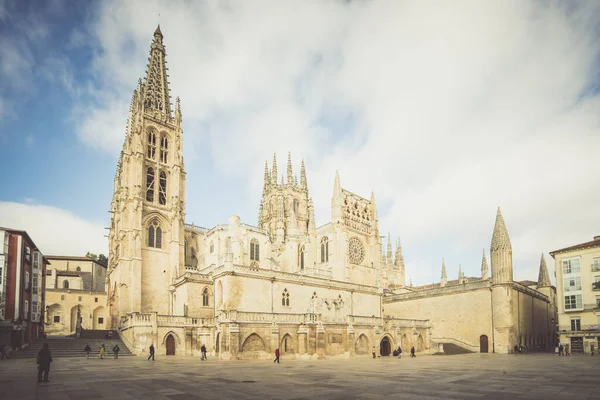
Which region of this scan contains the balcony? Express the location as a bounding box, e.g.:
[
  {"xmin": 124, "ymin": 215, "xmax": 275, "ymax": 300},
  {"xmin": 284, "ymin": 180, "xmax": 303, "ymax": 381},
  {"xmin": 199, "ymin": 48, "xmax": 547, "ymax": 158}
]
[
  {"xmin": 592, "ymin": 263, "xmax": 600, "ymax": 272},
  {"xmin": 592, "ymin": 282, "xmax": 600, "ymax": 291}
]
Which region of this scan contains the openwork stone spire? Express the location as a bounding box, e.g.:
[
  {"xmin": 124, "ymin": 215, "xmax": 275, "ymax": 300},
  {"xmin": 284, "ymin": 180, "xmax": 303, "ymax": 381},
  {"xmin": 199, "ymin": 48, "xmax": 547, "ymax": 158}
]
[
  {"xmin": 490, "ymin": 207, "xmax": 513, "ymax": 284},
  {"xmin": 481, "ymin": 249, "xmax": 489, "ymax": 280},
  {"xmin": 394, "ymin": 238, "xmax": 404, "ymax": 270},
  {"xmin": 537, "ymin": 253, "xmax": 551, "ymax": 287},
  {"xmin": 300, "ymin": 159, "xmax": 307, "ymax": 190},
  {"xmin": 272, "ymin": 153, "xmax": 278, "ymax": 184},
  {"xmin": 263, "ymin": 161, "xmax": 270, "ymax": 194},
  {"xmin": 440, "ymin": 259, "xmax": 447, "ymax": 287},
  {"xmin": 143, "ymin": 25, "xmax": 172, "ymax": 119},
  {"xmin": 287, "ymin": 152, "xmax": 293, "ymax": 184}
]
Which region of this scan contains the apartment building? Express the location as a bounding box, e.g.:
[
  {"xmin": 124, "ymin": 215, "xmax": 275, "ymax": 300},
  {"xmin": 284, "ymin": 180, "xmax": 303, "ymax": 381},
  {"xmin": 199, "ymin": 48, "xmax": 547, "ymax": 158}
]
[
  {"xmin": 0, "ymin": 228, "xmax": 49, "ymax": 349},
  {"xmin": 550, "ymin": 235, "xmax": 600, "ymax": 353}
]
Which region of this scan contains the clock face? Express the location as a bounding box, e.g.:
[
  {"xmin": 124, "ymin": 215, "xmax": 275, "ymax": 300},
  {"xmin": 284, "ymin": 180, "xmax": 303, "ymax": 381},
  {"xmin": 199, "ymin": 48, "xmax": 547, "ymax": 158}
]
[{"xmin": 348, "ymin": 237, "xmax": 365, "ymax": 265}]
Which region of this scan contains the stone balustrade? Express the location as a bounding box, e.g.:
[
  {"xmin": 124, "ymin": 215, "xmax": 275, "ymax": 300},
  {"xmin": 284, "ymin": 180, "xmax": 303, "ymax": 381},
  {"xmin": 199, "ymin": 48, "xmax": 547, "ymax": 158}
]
[{"xmin": 120, "ymin": 312, "xmax": 214, "ymax": 330}]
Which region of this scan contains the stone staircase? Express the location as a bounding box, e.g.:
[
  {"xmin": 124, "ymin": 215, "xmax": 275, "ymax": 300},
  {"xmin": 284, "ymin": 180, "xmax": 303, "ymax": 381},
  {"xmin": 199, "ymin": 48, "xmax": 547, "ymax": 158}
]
[{"xmin": 15, "ymin": 330, "xmax": 134, "ymax": 359}]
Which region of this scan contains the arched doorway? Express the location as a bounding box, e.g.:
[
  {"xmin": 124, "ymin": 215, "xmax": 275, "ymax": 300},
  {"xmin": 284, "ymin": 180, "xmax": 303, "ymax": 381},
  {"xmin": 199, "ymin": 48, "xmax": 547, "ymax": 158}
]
[
  {"xmin": 416, "ymin": 334, "xmax": 424, "ymax": 351},
  {"xmin": 166, "ymin": 334, "xmax": 176, "ymax": 355},
  {"xmin": 355, "ymin": 334, "xmax": 369, "ymax": 355},
  {"xmin": 380, "ymin": 336, "xmax": 392, "ymax": 356},
  {"xmin": 281, "ymin": 334, "xmax": 294, "ymax": 354},
  {"xmin": 480, "ymin": 335, "xmax": 489, "ymax": 353}
]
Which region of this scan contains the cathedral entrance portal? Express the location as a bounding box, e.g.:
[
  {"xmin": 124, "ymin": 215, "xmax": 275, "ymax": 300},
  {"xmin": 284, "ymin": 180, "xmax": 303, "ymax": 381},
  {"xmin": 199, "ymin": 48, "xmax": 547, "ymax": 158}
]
[
  {"xmin": 480, "ymin": 335, "xmax": 489, "ymax": 353},
  {"xmin": 380, "ymin": 336, "xmax": 392, "ymax": 356},
  {"xmin": 166, "ymin": 334, "xmax": 176, "ymax": 355}
]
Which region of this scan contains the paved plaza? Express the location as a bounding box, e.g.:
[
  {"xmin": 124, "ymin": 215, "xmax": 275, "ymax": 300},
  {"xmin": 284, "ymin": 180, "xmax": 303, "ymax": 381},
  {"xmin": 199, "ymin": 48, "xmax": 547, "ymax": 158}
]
[{"xmin": 1, "ymin": 353, "xmax": 599, "ymax": 400}]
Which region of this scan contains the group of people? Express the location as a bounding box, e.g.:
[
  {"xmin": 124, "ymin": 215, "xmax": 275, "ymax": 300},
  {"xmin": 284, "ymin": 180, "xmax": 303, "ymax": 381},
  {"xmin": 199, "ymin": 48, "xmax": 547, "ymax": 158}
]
[
  {"xmin": 83, "ymin": 343, "xmax": 120, "ymax": 359},
  {"xmin": 557, "ymin": 343, "xmax": 571, "ymax": 356},
  {"xmin": 372, "ymin": 346, "xmax": 416, "ymax": 358}
]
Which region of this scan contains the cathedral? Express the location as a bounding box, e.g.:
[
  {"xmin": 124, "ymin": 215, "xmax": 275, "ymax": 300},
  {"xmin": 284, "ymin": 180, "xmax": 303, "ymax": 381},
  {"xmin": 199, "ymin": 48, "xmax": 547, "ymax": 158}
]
[{"xmin": 107, "ymin": 27, "xmax": 556, "ymax": 358}]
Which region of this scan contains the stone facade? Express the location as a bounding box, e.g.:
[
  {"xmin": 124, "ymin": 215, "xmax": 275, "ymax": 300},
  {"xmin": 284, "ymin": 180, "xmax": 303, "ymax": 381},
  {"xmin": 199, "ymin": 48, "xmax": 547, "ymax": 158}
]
[
  {"xmin": 44, "ymin": 256, "xmax": 107, "ymax": 336},
  {"xmin": 551, "ymin": 236, "xmax": 600, "ymax": 354},
  {"xmin": 107, "ymin": 27, "xmax": 553, "ymax": 359}
]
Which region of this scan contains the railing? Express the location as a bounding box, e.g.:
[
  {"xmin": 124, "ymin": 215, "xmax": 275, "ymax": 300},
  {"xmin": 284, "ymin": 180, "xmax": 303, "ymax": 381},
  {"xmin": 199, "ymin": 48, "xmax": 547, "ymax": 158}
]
[
  {"xmin": 592, "ymin": 263, "xmax": 600, "ymax": 272},
  {"xmin": 431, "ymin": 337, "xmax": 479, "ymax": 352},
  {"xmin": 299, "ymin": 267, "xmax": 333, "ymax": 279},
  {"xmin": 592, "ymin": 282, "xmax": 600, "ymax": 290},
  {"xmin": 348, "ymin": 315, "xmax": 380, "ymax": 325},
  {"xmin": 184, "ymin": 224, "xmax": 209, "ymax": 233},
  {"xmin": 157, "ymin": 315, "xmax": 214, "ymax": 326},
  {"xmin": 384, "ymin": 317, "xmax": 430, "ymax": 328},
  {"xmin": 217, "ymin": 310, "xmax": 317, "ymax": 324}
]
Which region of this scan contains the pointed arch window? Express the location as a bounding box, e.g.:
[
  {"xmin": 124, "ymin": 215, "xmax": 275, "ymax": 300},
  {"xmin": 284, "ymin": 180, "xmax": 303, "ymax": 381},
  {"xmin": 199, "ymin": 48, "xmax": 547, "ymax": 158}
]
[
  {"xmin": 160, "ymin": 134, "xmax": 168, "ymax": 163},
  {"xmin": 250, "ymin": 238, "xmax": 259, "ymax": 261},
  {"xmin": 202, "ymin": 288, "xmax": 209, "ymax": 307},
  {"xmin": 148, "ymin": 219, "xmax": 162, "ymax": 248},
  {"xmin": 299, "ymin": 245, "xmax": 305, "ymax": 270},
  {"xmin": 282, "ymin": 288, "xmax": 290, "ymax": 307},
  {"xmin": 320, "ymin": 237, "xmax": 329, "ymax": 263},
  {"xmin": 63, "ymin": 280, "xmax": 69, "ymax": 289},
  {"xmin": 293, "ymin": 199, "xmax": 299, "ymax": 214},
  {"xmin": 146, "ymin": 167, "xmax": 155, "ymax": 202},
  {"xmin": 147, "ymin": 130, "xmax": 156, "ymax": 159},
  {"xmin": 159, "ymin": 171, "xmax": 167, "ymax": 205}
]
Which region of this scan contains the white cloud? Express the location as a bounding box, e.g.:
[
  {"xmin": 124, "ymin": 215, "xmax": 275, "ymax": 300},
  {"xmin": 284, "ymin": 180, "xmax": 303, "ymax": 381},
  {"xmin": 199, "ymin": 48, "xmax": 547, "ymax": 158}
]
[
  {"xmin": 0, "ymin": 202, "xmax": 107, "ymax": 257},
  {"xmin": 75, "ymin": 0, "xmax": 600, "ymax": 284}
]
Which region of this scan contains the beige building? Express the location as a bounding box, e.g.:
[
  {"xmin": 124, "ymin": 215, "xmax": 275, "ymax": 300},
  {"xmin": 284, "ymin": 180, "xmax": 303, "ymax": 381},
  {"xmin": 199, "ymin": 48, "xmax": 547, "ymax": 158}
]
[
  {"xmin": 44, "ymin": 256, "xmax": 107, "ymax": 336},
  {"xmin": 107, "ymin": 26, "xmax": 553, "ymax": 358},
  {"xmin": 384, "ymin": 209, "xmax": 558, "ymax": 354},
  {"xmin": 550, "ymin": 235, "xmax": 600, "ymax": 353}
]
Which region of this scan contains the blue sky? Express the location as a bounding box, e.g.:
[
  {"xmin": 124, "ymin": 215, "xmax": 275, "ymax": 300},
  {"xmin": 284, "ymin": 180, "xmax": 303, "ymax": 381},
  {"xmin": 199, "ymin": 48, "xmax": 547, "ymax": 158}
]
[{"xmin": 1, "ymin": 0, "xmax": 599, "ymax": 286}]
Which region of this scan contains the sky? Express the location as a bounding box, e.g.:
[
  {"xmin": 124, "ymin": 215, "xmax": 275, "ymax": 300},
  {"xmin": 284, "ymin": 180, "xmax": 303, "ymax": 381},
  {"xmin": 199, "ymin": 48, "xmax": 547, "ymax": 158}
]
[{"xmin": 1, "ymin": 0, "xmax": 599, "ymax": 286}]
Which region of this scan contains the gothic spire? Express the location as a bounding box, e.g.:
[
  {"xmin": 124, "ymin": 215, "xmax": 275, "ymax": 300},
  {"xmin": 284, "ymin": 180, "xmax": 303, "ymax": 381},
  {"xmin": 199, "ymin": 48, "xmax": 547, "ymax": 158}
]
[
  {"xmin": 394, "ymin": 238, "xmax": 404, "ymax": 269},
  {"xmin": 333, "ymin": 170, "xmax": 341, "ymax": 195},
  {"xmin": 370, "ymin": 191, "xmax": 378, "ymax": 220},
  {"xmin": 263, "ymin": 161, "xmax": 270, "ymax": 194},
  {"xmin": 440, "ymin": 259, "xmax": 447, "ymax": 287},
  {"xmin": 143, "ymin": 25, "xmax": 172, "ymax": 119},
  {"xmin": 538, "ymin": 253, "xmax": 551, "ymax": 287},
  {"xmin": 300, "ymin": 159, "xmax": 307, "ymax": 190},
  {"xmin": 308, "ymin": 197, "xmax": 316, "ymax": 233},
  {"xmin": 272, "ymin": 153, "xmax": 278, "ymax": 184},
  {"xmin": 175, "ymin": 96, "xmax": 182, "ymax": 125},
  {"xmin": 481, "ymin": 249, "xmax": 489, "ymax": 279},
  {"xmin": 287, "ymin": 152, "xmax": 293, "ymax": 184},
  {"xmin": 491, "ymin": 207, "xmax": 511, "ymax": 252},
  {"xmin": 386, "ymin": 233, "xmax": 392, "ymax": 265}
]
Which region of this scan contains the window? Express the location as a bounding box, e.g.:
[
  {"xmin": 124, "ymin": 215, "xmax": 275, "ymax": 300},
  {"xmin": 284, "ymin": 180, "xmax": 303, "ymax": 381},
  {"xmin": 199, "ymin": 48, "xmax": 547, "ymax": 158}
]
[
  {"xmin": 146, "ymin": 167, "xmax": 155, "ymax": 202},
  {"xmin": 53, "ymin": 315, "xmax": 60, "ymax": 323},
  {"xmin": 160, "ymin": 134, "xmax": 168, "ymax": 163},
  {"xmin": 76, "ymin": 266, "xmax": 81, "ymax": 272},
  {"xmin": 98, "ymin": 317, "xmax": 104, "ymax": 324},
  {"xmin": 250, "ymin": 239, "xmax": 259, "ymax": 262},
  {"xmin": 564, "ymin": 276, "xmax": 581, "ymax": 291},
  {"xmin": 293, "ymin": 199, "xmax": 299, "ymax": 214},
  {"xmin": 78, "ymin": 296, "xmax": 82, "ymax": 302},
  {"xmin": 299, "ymin": 245, "xmax": 305, "ymax": 269},
  {"xmin": 3, "ymin": 233, "xmax": 8, "ymax": 253},
  {"xmin": 596, "ymin": 296, "xmax": 600, "ymax": 309},
  {"xmin": 564, "ymin": 294, "xmax": 582, "ymax": 310},
  {"xmin": 148, "ymin": 220, "xmax": 162, "ymax": 248},
  {"xmin": 159, "ymin": 171, "xmax": 167, "ymax": 205},
  {"xmin": 24, "ymin": 300, "xmax": 29, "ymax": 319},
  {"xmin": 570, "ymin": 318, "xmax": 581, "ymax": 331},
  {"xmin": 282, "ymin": 288, "xmax": 290, "ymax": 306},
  {"xmin": 32, "ymin": 276, "xmax": 38, "ymax": 294},
  {"xmin": 25, "ymin": 246, "xmax": 31, "ymax": 261},
  {"xmin": 593, "ymin": 258, "xmax": 600, "ymax": 272},
  {"xmin": 32, "ymin": 252, "xmax": 39, "ymax": 269},
  {"xmin": 32, "ymin": 302, "xmax": 38, "ymax": 315},
  {"xmin": 25, "ymin": 272, "xmax": 30, "ymax": 290},
  {"xmin": 202, "ymin": 288, "xmax": 209, "ymax": 307},
  {"xmin": 562, "ymin": 258, "xmax": 580, "ymax": 274},
  {"xmin": 61, "ymin": 295, "xmax": 65, "ymax": 300},
  {"xmin": 210, "ymin": 241, "xmax": 214, "ymax": 254},
  {"xmin": 95, "ymin": 297, "xmax": 98, "ymax": 303},
  {"xmin": 63, "ymin": 280, "xmax": 69, "ymax": 289},
  {"xmin": 147, "ymin": 130, "xmax": 156, "ymax": 159},
  {"xmin": 320, "ymin": 237, "xmax": 329, "ymax": 263}
]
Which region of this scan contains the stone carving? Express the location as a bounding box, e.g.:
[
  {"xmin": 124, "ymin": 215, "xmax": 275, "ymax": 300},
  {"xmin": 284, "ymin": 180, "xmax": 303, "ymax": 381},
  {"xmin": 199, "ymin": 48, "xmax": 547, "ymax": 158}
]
[{"xmin": 348, "ymin": 237, "xmax": 365, "ymax": 265}]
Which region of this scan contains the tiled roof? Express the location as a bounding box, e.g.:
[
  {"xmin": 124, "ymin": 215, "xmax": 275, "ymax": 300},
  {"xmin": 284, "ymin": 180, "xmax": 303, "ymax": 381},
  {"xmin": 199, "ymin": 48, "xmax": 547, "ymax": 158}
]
[{"xmin": 550, "ymin": 237, "xmax": 600, "ymax": 257}]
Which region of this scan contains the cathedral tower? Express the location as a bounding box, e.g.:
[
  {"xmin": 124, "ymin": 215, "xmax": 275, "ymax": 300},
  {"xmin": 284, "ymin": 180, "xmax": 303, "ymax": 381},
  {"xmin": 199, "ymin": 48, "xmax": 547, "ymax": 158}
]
[
  {"xmin": 490, "ymin": 207, "xmax": 513, "ymax": 284},
  {"xmin": 258, "ymin": 153, "xmax": 311, "ymax": 246},
  {"xmin": 107, "ymin": 26, "xmax": 186, "ymax": 322}
]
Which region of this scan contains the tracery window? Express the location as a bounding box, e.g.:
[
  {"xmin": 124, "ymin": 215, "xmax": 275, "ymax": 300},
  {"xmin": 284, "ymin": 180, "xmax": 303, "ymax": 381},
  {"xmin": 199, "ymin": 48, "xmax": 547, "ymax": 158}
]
[
  {"xmin": 348, "ymin": 237, "xmax": 365, "ymax": 265},
  {"xmin": 320, "ymin": 237, "xmax": 329, "ymax": 263},
  {"xmin": 146, "ymin": 167, "xmax": 155, "ymax": 202},
  {"xmin": 159, "ymin": 134, "xmax": 168, "ymax": 163},
  {"xmin": 148, "ymin": 219, "xmax": 162, "ymax": 248},
  {"xmin": 159, "ymin": 171, "xmax": 167, "ymax": 205},
  {"xmin": 299, "ymin": 245, "xmax": 305, "ymax": 269},
  {"xmin": 147, "ymin": 130, "xmax": 156, "ymax": 159},
  {"xmin": 282, "ymin": 288, "xmax": 290, "ymax": 306},
  {"xmin": 250, "ymin": 238, "xmax": 259, "ymax": 261},
  {"xmin": 202, "ymin": 288, "xmax": 209, "ymax": 307}
]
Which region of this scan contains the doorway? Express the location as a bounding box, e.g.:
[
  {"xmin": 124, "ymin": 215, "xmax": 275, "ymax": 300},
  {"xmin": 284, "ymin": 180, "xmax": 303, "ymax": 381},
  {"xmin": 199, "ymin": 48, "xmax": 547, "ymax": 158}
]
[
  {"xmin": 166, "ymin": 334, "xmax": 176, "ymax": 355},
  {"xmin": 380, "ymin": 336, "xmax": 392, "ymax": 356},
  {"xmin": 480, "ymin": 335, "xmax": 489, "ymax": 353}
]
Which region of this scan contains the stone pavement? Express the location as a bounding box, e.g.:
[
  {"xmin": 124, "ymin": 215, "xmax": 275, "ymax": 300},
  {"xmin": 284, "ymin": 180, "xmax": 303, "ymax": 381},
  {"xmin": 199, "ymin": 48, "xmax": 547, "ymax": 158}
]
[{"xmin": 1, "ymin": 353, "xmax": 599, "ymax": 400}]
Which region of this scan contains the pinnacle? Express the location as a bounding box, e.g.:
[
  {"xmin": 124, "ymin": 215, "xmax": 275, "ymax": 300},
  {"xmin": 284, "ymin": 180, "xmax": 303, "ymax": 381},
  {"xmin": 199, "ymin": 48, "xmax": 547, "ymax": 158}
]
[
  {"xmin": 154, "ymin": 24, "xmax": 163, "ymax": 37},
  {"xmin": 538, "ymin": 253, "xmax": 551, "ymax": 287},
  {"xmin": 491, "ymin": 207, "xmax": 511, "ymax": 251}
]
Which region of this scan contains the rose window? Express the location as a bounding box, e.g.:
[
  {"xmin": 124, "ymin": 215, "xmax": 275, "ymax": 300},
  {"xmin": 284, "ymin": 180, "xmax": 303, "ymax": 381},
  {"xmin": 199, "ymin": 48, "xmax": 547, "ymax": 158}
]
[{"xmin": 348, "ymin": 237, "xmax": 365, "ymax": 265}]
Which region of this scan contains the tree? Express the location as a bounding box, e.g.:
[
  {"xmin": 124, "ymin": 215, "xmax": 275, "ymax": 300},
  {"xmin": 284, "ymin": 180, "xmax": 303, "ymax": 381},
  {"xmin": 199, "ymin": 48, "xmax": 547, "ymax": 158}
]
[
  {"xmin": 85, "ymin": 252, "xmax": 97, "ymax": 260},
  {"xmin": 98, "ymin": 254, "xmax": 108, "ymax": 265}
]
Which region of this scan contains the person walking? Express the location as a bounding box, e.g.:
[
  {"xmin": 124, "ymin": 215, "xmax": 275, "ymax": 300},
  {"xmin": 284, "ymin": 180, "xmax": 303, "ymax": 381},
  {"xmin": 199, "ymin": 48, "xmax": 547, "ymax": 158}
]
[
  {"xmin": 558, "ymin": 343, "xmax": 563, "ymax": 356},
  {"xmin": 84, "ymin": 344, "xmax": 91, "ymax": 359},
  {"xmin": 410, "ymin": 346, "xmax": 416, "ymax": 358},
  {"xmin": 591, "ymin": 343, "xmax": 595, "ymax": 356},
  {"xmin": 372, "ymin": 346, "xmax": 376, "ymax": 359},
  {"xmin": 37, "ymin": 343, "xmax": 53, "ymax": 383},
  {"xmin": 113, "ymin": 344, "xmax": 120, "ymax": 359},
  {"xmin": 397, "ymin": 346, "xmax": 403, "ymax": 359},
  {"xmin": 98, "ymin": 344, "xmax": 105, "ymax": 359},
  {"xmin": 273, "ymin": 348, "xmax": 280, "ymax": 364},
  {"xmin": 148, "ymin": 344, "xmax": 155, "ymax": 361},
  {"xmin": 201, "ymin": 344, "xmax": 207, "ymax": 361}
]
